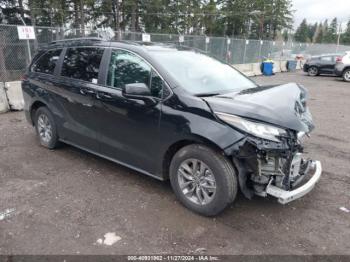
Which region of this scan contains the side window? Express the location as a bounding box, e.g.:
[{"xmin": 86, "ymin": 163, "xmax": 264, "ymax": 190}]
[
  {"xmin": 31, "ymin": 49, "xmax": 62, "ymax": 74},
  {"xmin": 320, "ymin": 56, "xmax": 332, "ymax": 62},
  {"xmin": 61, "ymin": 47, "xmax": 104, "ymax": 83},
  {"xmin": 107, "ymin": 50, "xmax": 163, "ymax": 98},
  {"xmin": 150, "ymin": 71, "xmax": 164, "ymax": 98}
]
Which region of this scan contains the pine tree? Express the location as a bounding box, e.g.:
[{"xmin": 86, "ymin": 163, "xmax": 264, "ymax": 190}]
[
  {"xmin": 308, "ymin": 22, "xmax": 317, "ymax": 42},
  {"xmin": 0, "ymin": 0, "xmax": 294, "ymax": 38},
  {"xmin": 324, "ymin": 17, "xmax": 337, "ymax": 43},
  {"xmin": 202, "ymin": 0, "xmax": 223, "ymax": 35},
  {"xmin": 313, "ymin": 23, "xmax": 324, "ymax": 43},
  {"xmin": 282, "ymin": 29, "xmax": 289, "ymax": 41},
  {"xmin": 267, "ymin": 0, "xmax": 293, "ymax": 39},
  {"xmin": 0, "ymin": 0, "xmax": 31, "ymax": 24},
  {"xmin": 294, "ymin": 19, "xmax": 310, "ymax": 42},
  {"xmin": 341, "ymin": 20, "xmax": 350, "ymax": 45}
]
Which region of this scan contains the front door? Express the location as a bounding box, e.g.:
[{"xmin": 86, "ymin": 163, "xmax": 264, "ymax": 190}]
[{"xmin": 94, "ymin": 49, "xmax": 165, "ymax": 176}]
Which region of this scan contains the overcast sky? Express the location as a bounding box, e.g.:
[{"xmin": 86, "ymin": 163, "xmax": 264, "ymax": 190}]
[{"xmin": 292, "ymin": 0, "xmax": 350, "ymax": 29}]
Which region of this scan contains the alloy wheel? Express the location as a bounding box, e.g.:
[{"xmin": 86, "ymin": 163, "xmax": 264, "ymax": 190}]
[
  {"xmin": 308, "ymin": 67, "xmax": 318, "ymax": 76},
  {"xmin": 344, "ymin": 70, "xmax": 350, "ymax": 81},
  {"xmin": 37, "ymin": 114, "xmax": 53, "ymax": 143},
  {"xmin": 177, "ymin": 159, "xmax": 217, "ymax": 205}
]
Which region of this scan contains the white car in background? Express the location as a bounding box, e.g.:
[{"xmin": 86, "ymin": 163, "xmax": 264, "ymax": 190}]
[{"xmin": 335, "ymin": 51, "xmax": 350, "ymax": 82}]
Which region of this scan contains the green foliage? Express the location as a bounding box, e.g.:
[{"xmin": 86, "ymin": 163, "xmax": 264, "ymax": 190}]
[
  {"xmin": 341, "ymin": 20, "xmax": 350, "ymax": 45},
  {"xmin": 323, "ymin": 18, "xmax": 338, "ymax": 43},
  {"xmin": 294, "ymin": 17, "xmax": 350, "ymax": 45},
  {"xmin": 0, "ymin": 0, "xmax": 295, "ymax": 40},
  {"xmin": 314, "ymin": 23, "xmax": 324, "ymax": 43},
  {"xmin": 282, "ymin": 29, "xmax": 289, "ymax": 41},
  {"xmin": 294, "ymin": 19, "xmax": 309, "ymax": 42},
  {"xmin": 2, "ymin": 0, "xmax": 349, "ymax": 45}
]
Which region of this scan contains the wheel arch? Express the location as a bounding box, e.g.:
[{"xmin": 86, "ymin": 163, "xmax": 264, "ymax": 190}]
[
  {"xmin": 308, "ymin": 65, "xmax": 319, "ymax": 70},
  {"xmin": 29, "ymin": 100, "xmax": 48, "ymax": 125},
  {"xmin": 342, "ymin": 66, "xmax": 350, "ymax": 74},
  {"xmin": 162, "ymin": 135, "xmax": 232, "ymax": 180}
]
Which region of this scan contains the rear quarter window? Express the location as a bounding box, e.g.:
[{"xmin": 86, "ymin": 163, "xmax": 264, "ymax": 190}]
[
  {"xmin": 320, "ymin": 56, "xmax": 332, "ymax": 62},
  {"xmin": 31, "ymin": 49, "xmax": 62, "ymax": 74}
]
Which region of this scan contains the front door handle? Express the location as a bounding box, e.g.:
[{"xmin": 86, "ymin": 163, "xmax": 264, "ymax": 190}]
[
  {"xmin": 96, "ymin": 91, "xmax": 114, "ymax": 100},
  {"xmin": 80, "ymin": 88, "xmax": 95, "ymax": 95}
]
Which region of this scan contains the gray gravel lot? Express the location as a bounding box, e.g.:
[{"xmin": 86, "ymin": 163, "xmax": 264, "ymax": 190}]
[{"xmin": 0, "ymin": 71, "xmax": 349, "ymax": 255}]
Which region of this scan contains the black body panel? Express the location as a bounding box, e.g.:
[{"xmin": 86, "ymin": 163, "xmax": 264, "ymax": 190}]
[{"xmin": 203, "ymin": 83, "xmax": 314, "ymax": 132}]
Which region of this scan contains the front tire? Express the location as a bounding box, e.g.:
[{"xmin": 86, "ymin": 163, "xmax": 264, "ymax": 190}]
[
  {"xmin": 342, "ymin": 69, "xmax": 350, "ymax": 82},
  {"xmin": 308, "ymin": 66, "xmax": 318, "ymax": 76},
  {"xmin": 34, "ymin": 107, "xmax": 59, "ymax": 149},
  {"xmin": 169, "ymin": 144, "xmax": 238, "ymax": 216}
]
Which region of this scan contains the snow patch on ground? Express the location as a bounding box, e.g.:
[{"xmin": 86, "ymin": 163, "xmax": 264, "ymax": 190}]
[
  {"xmin": 96, "ymin": 232, "xmax": 121, "ymax": 246},
  {"xmin": 339, "ymin": 207, "xmax": 350, "ymax": 213},
  {"xmin": 0, "ymin": 208, "xmax": 15, "ymax": 221}
]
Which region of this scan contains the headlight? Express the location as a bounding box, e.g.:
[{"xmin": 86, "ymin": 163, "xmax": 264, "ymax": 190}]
[{"xmin": 215, "ymin": 112, "xmax": 287, "ymax": 142}]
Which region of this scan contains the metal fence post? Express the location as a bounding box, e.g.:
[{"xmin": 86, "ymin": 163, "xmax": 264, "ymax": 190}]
[
  {"xmin": 243, "ymin": 39, "xmax": 248, "ymax": 64},
  {"xmin": 226, "ymin": 37, "xmax": 230, "ymax": 63},
  {"xmin": 258, "ymin": 40, "xmax": 263, "ymax": 62},
  {"xmin": 205, "ymin": 36, "xmax": 209, "ymax": 53}
]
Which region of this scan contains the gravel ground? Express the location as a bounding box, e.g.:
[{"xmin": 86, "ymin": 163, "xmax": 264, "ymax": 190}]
[{"xmin": 0, "ymin": 71, "xmax": 349, "ymax": 255}]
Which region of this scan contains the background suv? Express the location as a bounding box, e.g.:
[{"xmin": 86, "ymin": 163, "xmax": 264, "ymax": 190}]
[
  {"xmin": 335, "ymin": 51, "xmax": 350, "ymax": 82},
  {"xmin": 303, "ymin": 54, "xmax": 340, "ymax": 76}
]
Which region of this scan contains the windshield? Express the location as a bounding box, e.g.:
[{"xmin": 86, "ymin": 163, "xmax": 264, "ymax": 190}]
[{"xmin": 150, "ymin": 50, "xmax": 257, "ymax": 95}]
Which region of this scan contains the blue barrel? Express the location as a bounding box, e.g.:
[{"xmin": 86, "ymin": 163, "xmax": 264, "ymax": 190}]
[
  {"xmin": 262, "ymin": 62, "xmax": 274, "ymax": 76},
  {"xmin": 287, "ymin": 60, "xmax": 297, "ymax": 71}
]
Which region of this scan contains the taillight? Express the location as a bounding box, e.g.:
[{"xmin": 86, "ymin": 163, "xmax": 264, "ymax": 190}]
[{"xmin": 336, "ymin": 57, "xmax": 342, "ymax": 62}]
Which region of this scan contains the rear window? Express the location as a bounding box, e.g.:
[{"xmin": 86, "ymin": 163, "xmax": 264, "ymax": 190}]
[
  {"xmin": 31, "ymin": 49, "xmax": 62, "ymax": 74},
  {"xmin": 61, "ymin": 47, "xmax": 104, "ymax": 83}
]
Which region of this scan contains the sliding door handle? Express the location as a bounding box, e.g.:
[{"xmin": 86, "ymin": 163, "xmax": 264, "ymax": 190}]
[
  {"xmin": 96, "ymin": 92, "xmax": 114, "ymax": 100},
  {"xmin": 80, "ymin": 88, "xmax": 95, "ymax": 95}
]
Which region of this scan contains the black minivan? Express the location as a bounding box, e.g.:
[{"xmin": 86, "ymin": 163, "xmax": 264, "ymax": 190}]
[{"xmin": 22, "ymin": 38, "xmax": 322, "ymax": 216}]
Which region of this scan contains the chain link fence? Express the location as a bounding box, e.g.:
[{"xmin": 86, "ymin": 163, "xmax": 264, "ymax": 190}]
[{"xmin": 1, "ymin": 23, "xmax": 350, "ymax": 82}]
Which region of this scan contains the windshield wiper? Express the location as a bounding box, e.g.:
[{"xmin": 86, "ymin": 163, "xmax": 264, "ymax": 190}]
[{"xmin": 195, "ymin": 92, "xmax": 220, "ymax": 97}]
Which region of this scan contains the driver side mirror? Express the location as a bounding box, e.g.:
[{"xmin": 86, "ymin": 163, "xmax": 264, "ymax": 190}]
[{"xmin": 122, "ymin": 83, "xmax": 157, "ymax": 105}]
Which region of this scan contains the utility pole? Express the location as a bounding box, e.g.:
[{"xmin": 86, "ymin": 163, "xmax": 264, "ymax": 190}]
[{"xmin": 336, "ymin": 21, "xmax": 342, "ymax": 52}]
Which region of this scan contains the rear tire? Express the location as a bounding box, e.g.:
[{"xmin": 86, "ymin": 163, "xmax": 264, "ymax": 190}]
[
  {"xmin": 169, "ymin": 144, "xmax": 238, "ymax": 216},
  {"xmin": 342, "ymin": 69, "xmax": 350, "ymax": 82},
  {"xmin": 308, "ymin": 66, "xmax": 318, "ymax": 76},
  {"xmin": 34, "ymin": 107, "xmax": 59, "ymax": 149}
]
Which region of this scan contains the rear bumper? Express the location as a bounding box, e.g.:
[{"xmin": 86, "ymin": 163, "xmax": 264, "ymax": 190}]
[
  {"xmin": 266, "ymin": 161, "xmax": 322, "ymax": 204},
  {"xmin": 334, "ymin": 64, "xmax": 345, "ymax": 76},
  {"xmin": 334, "ymin": 69, "xmax": 343, "ymax": 76}
]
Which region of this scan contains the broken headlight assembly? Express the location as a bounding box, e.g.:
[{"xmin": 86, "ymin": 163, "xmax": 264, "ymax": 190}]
[{"xmin": 215, "ymin": 112, "xmax": 287, "ymax": 142}]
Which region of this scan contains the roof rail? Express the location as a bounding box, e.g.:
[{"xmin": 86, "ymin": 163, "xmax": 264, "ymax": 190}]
[{"xmin": 49, "ymin": 37, "xmax": 103, "ymax": 45}]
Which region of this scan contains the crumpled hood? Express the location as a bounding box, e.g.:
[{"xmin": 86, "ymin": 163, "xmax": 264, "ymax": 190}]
[{"xmin": 203, "ymin": 83, "xmax": 314, "ymax": 133}]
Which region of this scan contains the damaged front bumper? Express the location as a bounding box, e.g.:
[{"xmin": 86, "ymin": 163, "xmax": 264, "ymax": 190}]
[
  {"xmin": 265, "ymin": 160, "xmax": 322, "ymax": 204},
  {"xmin": 230, "ymin": 133, "xmax": 322, "ymax": 204}
]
